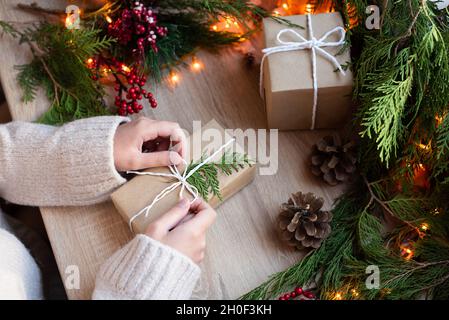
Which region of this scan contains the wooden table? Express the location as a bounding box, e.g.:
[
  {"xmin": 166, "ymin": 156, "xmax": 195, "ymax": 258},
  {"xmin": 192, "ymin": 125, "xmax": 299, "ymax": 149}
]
[{"xmin": 0, "ymin": 0, "xmax": 344, "ymax": 299}]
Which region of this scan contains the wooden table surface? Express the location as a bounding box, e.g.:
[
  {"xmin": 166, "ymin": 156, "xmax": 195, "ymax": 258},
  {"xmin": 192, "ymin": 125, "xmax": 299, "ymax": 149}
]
[{"xmin": 0, "ymin": 0, "xmax": 344, "ymax": 299}]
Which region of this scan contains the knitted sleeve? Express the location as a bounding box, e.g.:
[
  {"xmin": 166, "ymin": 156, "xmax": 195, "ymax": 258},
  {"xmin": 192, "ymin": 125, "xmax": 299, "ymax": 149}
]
[
  {"xmin": 92, "ymin": 234, "xmax": 201, "ymax": 300},
  {"xmin": 0, "ymin": 116, "xmax": 129, "ymax": 206}
]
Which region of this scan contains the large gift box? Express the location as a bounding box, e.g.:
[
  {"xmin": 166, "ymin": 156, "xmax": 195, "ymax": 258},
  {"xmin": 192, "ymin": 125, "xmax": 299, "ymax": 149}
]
[
  {"xmin": 111, "ymin": 120, "xmax": 257, "ymax": 234},
  {"xmin": 261, "ymin": 12, "xmax": 353, "ymax": 130}
]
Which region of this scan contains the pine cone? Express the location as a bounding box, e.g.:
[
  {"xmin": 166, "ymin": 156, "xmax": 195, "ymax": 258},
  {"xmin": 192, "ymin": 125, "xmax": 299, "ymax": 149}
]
[
  {"xmin": 278, "ymin": 192, "xmax": 332, "ymax": 250},
  {"xmin": 311, "ymin": 135, "xmax": 357, "ymax": 186}
]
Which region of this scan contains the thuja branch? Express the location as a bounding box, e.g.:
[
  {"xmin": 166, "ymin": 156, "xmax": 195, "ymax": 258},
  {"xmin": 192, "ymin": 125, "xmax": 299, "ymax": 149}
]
[
  {"xmin": 186, "ymin": 151, "xmax": 252, "ymax": 201},
  {"xmin": 363, "ymin": 176, "xmax": 424, "ymax": 237}
]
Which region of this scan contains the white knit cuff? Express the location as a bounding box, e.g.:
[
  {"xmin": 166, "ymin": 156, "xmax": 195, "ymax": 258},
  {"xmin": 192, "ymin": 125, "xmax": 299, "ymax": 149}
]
[
  {"xmin": 52, "ymin": 116, "xmax": 130, "ymax": 205},
  {"xmin": 93, "ymin": 235, "xmax": 201, "ymax": 300}
]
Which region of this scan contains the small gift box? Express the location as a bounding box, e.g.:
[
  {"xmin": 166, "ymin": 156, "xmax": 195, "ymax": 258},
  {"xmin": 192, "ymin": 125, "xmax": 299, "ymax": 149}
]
[
  {"xmin": 111, "ymin": 120, "xmax": 257, "ymax": 234},
  {"xmin": 261, "ymin": 12, "xmax": 353, "ymax": 130}
]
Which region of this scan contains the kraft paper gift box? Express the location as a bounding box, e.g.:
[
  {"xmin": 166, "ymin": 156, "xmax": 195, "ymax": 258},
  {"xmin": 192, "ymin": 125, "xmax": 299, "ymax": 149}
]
[
  {"xmin": 261, "ymin": 12, "xmax": 353, "ymax": 130},
  {"xmin": 111, "ymin": 120, "xmax": 257, "ymax": 234}
]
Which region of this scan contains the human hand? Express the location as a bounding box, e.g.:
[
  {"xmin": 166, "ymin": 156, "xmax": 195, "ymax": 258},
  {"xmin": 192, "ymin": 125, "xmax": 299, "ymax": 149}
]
[
  {"xmin": 113, "ymin": 117, "xmax": 186, "ymax": 172},
  {"xmin": 145, "ymin": 198, "xmax": 217, "ymax": 264}
]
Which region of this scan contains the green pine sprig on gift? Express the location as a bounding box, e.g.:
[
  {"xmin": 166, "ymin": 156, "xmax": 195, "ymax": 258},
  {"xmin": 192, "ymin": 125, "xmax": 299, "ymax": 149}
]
[{"xmin": 186, "ymin": 150, "xmax": 252, "ymax": 201}]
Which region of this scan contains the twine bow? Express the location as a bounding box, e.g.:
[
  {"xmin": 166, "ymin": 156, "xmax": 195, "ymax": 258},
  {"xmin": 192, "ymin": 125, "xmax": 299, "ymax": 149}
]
[
  {"xmin": 260, "ymin": 14, "xmax": 346, "ymax": 130},
  {"xmin": 126, "ymin": 138, "xmax": 235, "ymax": 232}
]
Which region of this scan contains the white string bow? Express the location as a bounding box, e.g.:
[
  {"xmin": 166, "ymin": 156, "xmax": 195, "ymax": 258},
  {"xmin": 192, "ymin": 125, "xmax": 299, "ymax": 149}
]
[
  {"xmin": 260, "ymin": 14, "xmax": 346, "ymax": 130},
  {"xmin": 126, "ymin": 138, "xmax": 235, "ymax": 232}
]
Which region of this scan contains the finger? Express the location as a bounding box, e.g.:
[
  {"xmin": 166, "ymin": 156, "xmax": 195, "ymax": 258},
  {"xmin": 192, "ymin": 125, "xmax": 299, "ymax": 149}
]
[
  {"xmin": 137, "ymin": 150, "xmax": 183, "ymax": 169},
  {"xmin": 184, "ymin": 199, "xmax": 216, "ymax": 230},
  {"xmin": 135, "ymin": 119, "xmax": 187, "ymax": 159},
  {"xmin": 154, "ymin": 198, "xmax": 190, "ymax": 231},
  {"xmin": 189, "ymin": 198, "xmax": 209, "ymax": 213},
  {"xmin": 177, "ymin": 213, "xmax": 195, "ymax": 226}
]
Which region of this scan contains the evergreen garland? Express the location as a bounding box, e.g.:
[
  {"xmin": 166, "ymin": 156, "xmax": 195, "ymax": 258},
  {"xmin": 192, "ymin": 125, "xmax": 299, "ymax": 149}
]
[
  {"xmin": 243, "ymin": 0, "xmax": 449, "ymax": 300},
  {"xmin": 0, "ymin": 21, "xmax": 113, "ymax": 124}
]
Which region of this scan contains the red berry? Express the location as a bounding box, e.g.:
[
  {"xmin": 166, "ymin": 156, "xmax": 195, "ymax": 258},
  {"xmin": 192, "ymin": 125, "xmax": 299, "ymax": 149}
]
[
  {"xmin": 128, "ymin": 79, "xmax": 134, "ymax": 84},
  {"xmin": 303, "ymin": 291, "xmax": 314, "ymax": 299},
  {"xmin": 137, "ymin": 94, "xmax": 143, "ymax": 100},
  {"xmin": 114, "ymin": 100, "xmax": 121, "ymax": 107},
  {"xmin": 279, "ymin": 297, "xmax": 286, "ymax": 301},
  {"xmin": 283, "ymin": 294, "xmax": 290, "ymax": 300},
  {"xmin": 137, "ymin": 104, "xmax": 143, "ymax": 110},
  {"xmin": 290, "ymin": 292, "xmax": 297, "ymax": 298},
  {"xmin": 151, "ymin": 101, "xmax": 157, "ymax": 108},
  {"xmin": 139, "ymin": 81, "xmax": 145, "ymax": 86},
  {"xmin": 120, "ymin": 101, "xmax": 127, "ymax": 108},
  {"xmin": 295, "ymin": 287, "xmax": 303, "ymax": 295},
  {"xmin": 114, "ymin": 84, "xmax": 120, "ymax": 91},
  {"xmin": 141, "ymin": 89, "xmax": 147, "ymax": 95}
]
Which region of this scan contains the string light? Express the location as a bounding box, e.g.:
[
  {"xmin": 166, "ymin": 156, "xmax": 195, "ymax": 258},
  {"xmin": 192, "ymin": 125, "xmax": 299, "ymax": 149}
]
[
  {"xmin": 333, "ymin": 292, "xmax": 343, "ymax": 300},
  {"xmin": 121, "ymin": 64, "xmax": 131, "ymax": 74},
  {"xmin": 400, "ymin": 245, "xmax": 414, "ymax": 260},
  {"xmin": 212, "ymin": 25, "xmax": 218, "ymax": 31},
  {"xmin": 432, "ymin": 208, "xmax": 441, "ymax": 216},
  {"xmin": 169, "ymin": 71, "xmax": 180, "ymax": 85},
  {"xmin": 65, "ymin": 16, "xmax": 73, "ymax": 28},
  {"xmin": 420, "ymin": 222, "xmax": 429, "ymax": 232},
  {"xmin": 305, "ymin": 3, "xmax": 313, "ymax": 13},
  {"xmin": 272, "ymin": 9, "xmax": 281, "ymax": 16},
  {"xmin": 105, "ymin": 15, "xmax": 112, "ymax": 24},
  {"xmin": 351, "ymin": 289, "xmax": 359, "ymax": 298},
  {"xmin": 416, "ymin": 142, "xmax": 431, "ymax": 151},
  {"xmin": 191, "ymin": 57, "xmax": 202, "ymax": 72},
  {"xmin": 86, "ymin": 57, "xmax": 95, "ymax": 69},
  {"xmin": 282, "ymin": 3, "xmax": 289, "ymax": 10}
]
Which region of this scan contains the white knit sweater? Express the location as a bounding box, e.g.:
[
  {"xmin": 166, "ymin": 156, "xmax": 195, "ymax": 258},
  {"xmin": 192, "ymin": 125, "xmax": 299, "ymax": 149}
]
[{"xmin": 0, "ymin": 116, "xmax": 200, "ymax": 300}]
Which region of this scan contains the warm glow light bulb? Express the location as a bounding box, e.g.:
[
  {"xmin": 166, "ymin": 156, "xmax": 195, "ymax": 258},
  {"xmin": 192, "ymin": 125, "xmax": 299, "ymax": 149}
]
[
  {"xmin": 420, "ymin": 223, "xmax": 429, "ymax": 231},
  {"xmin": 121, "ymin": 64, "xmax": 131, "ymax": 73},
  {"xmin": 191, "ymin": 58, "xmax": 202, "ymax": 72},
  {"xmin": 212, "ymin": 25, "xmax": 218, "ymax": 31},
  {"xmin": 305, "ymin": 3, "xmax": 313, "ymax": 13},
  {"xmin": 65, "ymin": 16, "xmax": 72, "ymax": 28},
  {"xmin": 282, "ymin": 3, "xmax": 289, "ymax": 10},
  {"xmin": 334, "ymin": 292, "xmax": 343, "ymax": 300},
  {"xmin": 170, "ymin": 72, "xmax": 179, "ymax": 83},
  {"xmin": 105, "ymin": 15, "xmax": 112, "ymax": 23}
]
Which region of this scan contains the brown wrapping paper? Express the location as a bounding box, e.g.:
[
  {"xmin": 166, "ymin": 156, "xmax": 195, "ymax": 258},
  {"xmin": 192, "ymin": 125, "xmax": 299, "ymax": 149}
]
[
  {"xmin": 111, "ymin": 120, "xmax": 257, "ymax": 234},
  {"xmin": 262, "ymin": 12, "xmax": 353, "ymax": 130}
]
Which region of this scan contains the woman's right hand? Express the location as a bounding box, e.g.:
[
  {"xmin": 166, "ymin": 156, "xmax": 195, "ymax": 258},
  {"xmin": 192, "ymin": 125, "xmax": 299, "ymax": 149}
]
[{"xmin": 144, "ymin": 198, "xmax": 217, "ymax": 264}]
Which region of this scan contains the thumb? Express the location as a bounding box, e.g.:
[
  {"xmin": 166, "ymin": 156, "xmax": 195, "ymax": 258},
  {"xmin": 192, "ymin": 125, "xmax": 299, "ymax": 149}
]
[
  {"xmin": 137, "ymin": 151, "xmax": 183, "ymax": 169},
  {"xmin": 155, "ymin": 198, "xmax": 190, "ymax": 231}
]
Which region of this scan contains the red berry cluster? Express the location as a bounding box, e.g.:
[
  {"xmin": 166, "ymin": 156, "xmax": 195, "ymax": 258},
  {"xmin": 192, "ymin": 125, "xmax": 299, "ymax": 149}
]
[
  {"xmin": 86, "ymin": 56, "xmax": 157, "ymax": 116},
  {"xmin": 107, "ymin": 1, "xmax": 168, "ymax": 54},
  {"xmin": 114, "ymin": 66, "xmax": 157, "ymax": 116},
  {"xmin": 278, "ymin": 287, "xmax": 316, "ymax": 301}
]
